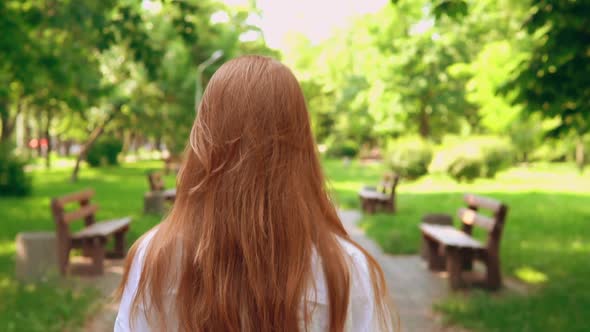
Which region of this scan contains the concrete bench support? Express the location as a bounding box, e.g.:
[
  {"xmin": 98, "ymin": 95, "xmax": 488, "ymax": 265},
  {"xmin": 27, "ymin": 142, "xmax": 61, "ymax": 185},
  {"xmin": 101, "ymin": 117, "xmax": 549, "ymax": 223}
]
[{"xmin": 15, "ymin": 232, "xmax": 58, "ymax": 282}]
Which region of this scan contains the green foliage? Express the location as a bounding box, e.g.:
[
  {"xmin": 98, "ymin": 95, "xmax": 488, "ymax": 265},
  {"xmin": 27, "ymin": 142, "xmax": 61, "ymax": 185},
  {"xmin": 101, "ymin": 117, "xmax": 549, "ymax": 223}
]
[
  {"xmin": 385, "ymin": 137, "xmax": 433, "ymax": 180},
  {"xmin": 433, "ymin": 136, "xmax": 514, "ymax": 181},
  {"xmin": 508, "ymin": 0, "xmax": 590, "ymax": 138},
  {"xmin": 326, "ymin": 140, "xmax": 360, "ymax": 158},
  {"xmin": 86, "ymin": 137, "xmax": 123, "ymax": 167},
  {"xmin": 0, "ymin": 144, "xmax": 31, "ymax": 196},
  {"xmin": 458, "ymin": 41, "xmax": 525, "ymax": 133},
  {"xmin": 531, "ymin": 134, "xmax": 590, "ymax": 163},
  {"xmin": 509, "ymin": 117, "xmax": 544, "ymax": 162},
  {"xmin": 289, "ymin": 0, "xmax": 534, "ymax": 146},
  {"xmin": 0, "ymin": 0, "xmax": 279, "ymax": 177},
  {"xmin": 481, "ymin": 141, "xmax": 514, "ymax": 177},
  {"xmin": 532, "ymin": 142, "xmax": 570, "ymax": 162},
  {"xmin": 447, "ymin": 155, "xmax": 484, "ymax": 182}
]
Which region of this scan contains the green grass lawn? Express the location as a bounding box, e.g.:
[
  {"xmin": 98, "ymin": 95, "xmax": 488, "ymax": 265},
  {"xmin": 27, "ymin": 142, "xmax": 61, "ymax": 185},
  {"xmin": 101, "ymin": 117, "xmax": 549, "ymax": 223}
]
[
  {"xmin": 353, "ymin": 162, "xmax": 590, "ymax": 332},
  {"xmin": 0, "ymin": 161, "xmax": 175, "ymax": 332},
  {"xmin": 1, "ymin": 159, "xmax": 588, "ymax": 331}
]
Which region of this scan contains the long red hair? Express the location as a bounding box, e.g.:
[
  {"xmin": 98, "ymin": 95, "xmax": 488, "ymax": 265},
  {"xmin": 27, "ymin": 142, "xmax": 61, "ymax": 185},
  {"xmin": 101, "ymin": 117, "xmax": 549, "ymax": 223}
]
[{"xmin": 117, "ymin": 55, "xmax": 393, "ymax": 331}]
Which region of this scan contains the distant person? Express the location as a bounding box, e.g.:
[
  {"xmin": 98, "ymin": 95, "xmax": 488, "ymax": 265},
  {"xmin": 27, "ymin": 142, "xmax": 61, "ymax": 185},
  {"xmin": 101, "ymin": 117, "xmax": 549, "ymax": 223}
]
[{"xmin": 115, "ymin": 55, "xmax": 395, "ymax": 331}]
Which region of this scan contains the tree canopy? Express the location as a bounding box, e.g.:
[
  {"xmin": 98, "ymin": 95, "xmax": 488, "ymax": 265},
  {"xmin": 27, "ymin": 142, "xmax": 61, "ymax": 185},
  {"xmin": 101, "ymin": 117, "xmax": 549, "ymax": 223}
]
[{"xmin": 0, "ymin": 0, "xmax": 277, "ymax": 179}]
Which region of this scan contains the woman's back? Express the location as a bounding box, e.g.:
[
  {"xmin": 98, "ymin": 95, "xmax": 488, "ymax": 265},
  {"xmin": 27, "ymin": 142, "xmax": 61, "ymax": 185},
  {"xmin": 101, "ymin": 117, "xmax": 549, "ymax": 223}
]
[
  {"xmin": 116, "ymin": 229, "xmax": 385, "ymax": 331},
  {"xmin": 115, "ymin": 55, "xmax": 393, "ymax": 331}
]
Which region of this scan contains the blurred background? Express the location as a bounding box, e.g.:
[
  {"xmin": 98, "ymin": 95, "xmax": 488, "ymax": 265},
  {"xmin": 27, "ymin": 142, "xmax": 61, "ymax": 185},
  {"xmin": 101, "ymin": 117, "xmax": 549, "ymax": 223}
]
[{"xmin": 1, "ymin": 0, "xmax": 589, "ymax": 331}]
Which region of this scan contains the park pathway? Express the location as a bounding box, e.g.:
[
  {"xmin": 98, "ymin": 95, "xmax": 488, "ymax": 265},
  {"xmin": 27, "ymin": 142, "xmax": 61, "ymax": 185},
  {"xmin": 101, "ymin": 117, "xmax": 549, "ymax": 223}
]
[
  {"xmin": 338, "ymin": 210, "xmax": 465, "ymax": 332},
  {"xmin": 84, "ymin": 210, "xmax": 463, "ymax": 331}
]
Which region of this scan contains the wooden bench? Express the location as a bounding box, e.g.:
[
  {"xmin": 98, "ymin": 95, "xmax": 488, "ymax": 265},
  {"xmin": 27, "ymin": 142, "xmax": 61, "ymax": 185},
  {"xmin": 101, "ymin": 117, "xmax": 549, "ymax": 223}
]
[
  {"xmin": 163, "ymin": 155, "xmax": 182, "ymax": 175},
  {"xmin": 420, "ymin": 194, "xmax": 508, "ymax": 290},
  {"xmin": 50, "ymin": 189, "xmax": 131, "ymax": 275},
  {"xmin": 359, "ymin": 147, "xmax": 382, "ymax": 163},
  {"xmin": 358, "ymin": 174, "xmax": 400, "ymax": 214},
  {"xmin": 147, "ymin": 171, "xmax": 176, "ymax": 201}
]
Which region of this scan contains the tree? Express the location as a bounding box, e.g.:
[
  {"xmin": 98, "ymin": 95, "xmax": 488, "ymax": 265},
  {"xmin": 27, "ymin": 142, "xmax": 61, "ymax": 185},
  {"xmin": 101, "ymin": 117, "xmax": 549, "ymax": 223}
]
[{"xmin": 509, "ymin": 0, "xmax": 590, "ymax": 171}]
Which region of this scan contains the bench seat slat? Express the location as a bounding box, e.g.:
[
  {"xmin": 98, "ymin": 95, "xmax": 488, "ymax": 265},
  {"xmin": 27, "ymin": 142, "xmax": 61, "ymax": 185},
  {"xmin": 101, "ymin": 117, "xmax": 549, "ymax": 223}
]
[
  {"xmin": 162, "ymin": 188, "xmax": 176, "ymax": 198},
  {"xmin": 421, "ymin": 224, "xmax": 483, "ymax": 249},
  {"xmin": 63, "ymin": 204, "xmax": 99, "ymax": 223},
  {"xmin": 358, "ymin": 189, "xmax": 389, "ymax": 201},
  {"xmin": 72, "ymin": 217, "xmax": 131, "ymax": 239}
]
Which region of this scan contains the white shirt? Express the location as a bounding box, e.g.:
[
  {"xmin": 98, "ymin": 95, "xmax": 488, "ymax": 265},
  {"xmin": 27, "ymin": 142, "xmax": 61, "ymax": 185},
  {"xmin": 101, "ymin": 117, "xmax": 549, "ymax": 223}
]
[{"xmin": 115, "ymin": 230, "xmax": 386, "ymax": 331}]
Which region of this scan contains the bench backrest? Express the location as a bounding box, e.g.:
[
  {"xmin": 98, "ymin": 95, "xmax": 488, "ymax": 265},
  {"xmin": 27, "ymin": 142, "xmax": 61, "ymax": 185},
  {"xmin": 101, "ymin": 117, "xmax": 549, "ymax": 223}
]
[
  {"xmin": 380, "ymin": 174, "xmax": 400, "ymax": 200},
  {"xmin": 458, "ymin": 193, "xmax": 508, "ymax": 252},
  {"xmin": 50, "ymin": 189, "xmax": 98, "ymax": 240},
  {"xmin": 148, "ymin": 172, "xmax": 165, "ymax": 191}
]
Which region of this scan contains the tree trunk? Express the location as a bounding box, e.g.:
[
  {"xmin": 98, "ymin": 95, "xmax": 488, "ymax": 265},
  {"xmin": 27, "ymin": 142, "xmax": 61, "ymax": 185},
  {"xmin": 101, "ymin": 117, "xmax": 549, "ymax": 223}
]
[
  {"xmin": 155, "ymin": 135, "xmax": 162, "ymax": 152},
  {"xmin": 0, "ymin": 100, "xmax": 17, "ymax": 143},
  {"xmin": 64, "ymin": 140, "xmax": 72, "ymax": 156},
  {"xmin": 36, "ymin": 115, "xmax": 43, "ymax": 157},
  {"xmin": 23, "ymin": 110, "xmax": 31, "ymax": 159},
  {"xmin": 44, "ymin": 111, "xmax": 52, "ymax": 169},
  {"xmin": 121, "ymin": 130, "xmax": 132, "ymax": 155},
  {"xmin": 576, "ymin": 137, "xmax": 585, "ymax": 173},
  {"xmin": 418, "ymin": 103, "xmax": 430, "ymax": 138},
  {"xmin": 71, "ymin": 111, "xmax": 117, "ymax": 182}
]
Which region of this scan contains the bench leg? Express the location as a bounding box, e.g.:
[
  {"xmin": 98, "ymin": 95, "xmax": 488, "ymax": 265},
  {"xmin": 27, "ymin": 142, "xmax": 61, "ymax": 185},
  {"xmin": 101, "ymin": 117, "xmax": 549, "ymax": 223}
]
[
  {"xmin": 486, "ymin": 254, "xmax": 502, "ymax": 290},
  {"xmin": 57, "ymin": 242, "xmax": 71, "ymax": 276},
  {"xmin": 420, "ymin": 236, "xmax": 429, "ymax": 261},
  {"xmin": 462, "ymin": 249, "xmax": 473, "ymax": 271},
  {"xmin": 425, "ymin": 236, "xmax": 445, "ymax": 271},
  {"xmin": 368, "ymin": 200, "xmax": 377, "ymax": 214},
  {"xmin": 88, "ymin": 238, "xmax": 105, "ymax": 275},
  {"xmin": 82, "ymin": 246, "xmax": 93, "ymax": 257},
  {"xmin": 446, "ymin": 247, "xmax": 464, "ymax": 290},
  {"xmin": 110, "ymin": 229, "xmax": 127, "ymax": 259}
]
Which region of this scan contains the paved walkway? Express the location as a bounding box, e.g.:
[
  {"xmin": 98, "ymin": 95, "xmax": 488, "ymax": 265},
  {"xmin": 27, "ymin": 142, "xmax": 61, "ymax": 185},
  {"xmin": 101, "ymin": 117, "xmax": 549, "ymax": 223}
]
[
  {"xmin": 339, "ymin": 210, "xmax": 463, "ymax": 332},
  {"xmin": 81, "ymin": 258, "xmax": 124, "ymax": 332},
  {"xmin": 84, "ymin": 210, "xmax": 463, "ymax": 331}
]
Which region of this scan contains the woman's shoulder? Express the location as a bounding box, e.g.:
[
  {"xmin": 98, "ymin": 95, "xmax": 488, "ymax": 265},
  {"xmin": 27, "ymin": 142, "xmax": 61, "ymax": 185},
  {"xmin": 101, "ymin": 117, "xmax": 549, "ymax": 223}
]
[
  {"xmin": 336, "ymin": 237, "xmax": 370, "ymax": 273},
  {"xmin": 128, "ymin": 227, "xmax": 159, "ymax": 277}
]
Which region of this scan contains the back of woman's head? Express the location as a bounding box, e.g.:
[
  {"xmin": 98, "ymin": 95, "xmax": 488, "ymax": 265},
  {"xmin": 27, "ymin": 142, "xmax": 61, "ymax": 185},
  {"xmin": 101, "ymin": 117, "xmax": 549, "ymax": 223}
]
[{"xmin": 119, "ymin": 55, "xmax": 392, "ymax": 332}]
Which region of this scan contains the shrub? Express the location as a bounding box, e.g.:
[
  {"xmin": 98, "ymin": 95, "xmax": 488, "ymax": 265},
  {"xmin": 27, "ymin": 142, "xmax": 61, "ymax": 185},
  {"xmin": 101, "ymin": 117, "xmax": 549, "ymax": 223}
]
[
  {"xmin": 86, "ymin": 137, "xmax": 123, "ymax": 167},
  {"xmin": 447, "ymin": 156, "xmax": 484, "ymax": 182},
  {"xmin": 326, "ymin": 140, "xmax": 360, "ymax": 158},
  {"xmin": 434, "ymin": 136, "xmax": 514, "ymax": 182},
  {"xmin": 509, "ymin": 119, "xmax": 543, "ymax": 163},
  {"xmin": 0, "ymin": 144, "xmax": 32, "ymax": 196},
  {"xmin": 385, "ymin": 137, "xmax": 433, "ymax": 180},
  {"xmin": 481, "ymin": 141, "xmax": 514, "ymax": 178}
]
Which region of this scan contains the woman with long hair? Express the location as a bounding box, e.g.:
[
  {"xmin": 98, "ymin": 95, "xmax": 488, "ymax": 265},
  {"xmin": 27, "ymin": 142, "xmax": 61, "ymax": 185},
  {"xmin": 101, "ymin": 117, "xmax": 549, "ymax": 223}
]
[{"xmin": 115, "ymin": 55, "xmax": 395, "ymax": 331}]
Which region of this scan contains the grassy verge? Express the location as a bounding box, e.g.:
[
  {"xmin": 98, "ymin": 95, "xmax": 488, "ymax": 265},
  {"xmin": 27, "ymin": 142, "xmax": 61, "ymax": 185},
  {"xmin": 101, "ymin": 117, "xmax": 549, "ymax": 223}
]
[
  {"xmin": 354, "ymin": 163, "xmax": 590, "ymax": 332},
  {"xmin": 0, "ymin": 161, "xmax": 174, "ymax": 331}
]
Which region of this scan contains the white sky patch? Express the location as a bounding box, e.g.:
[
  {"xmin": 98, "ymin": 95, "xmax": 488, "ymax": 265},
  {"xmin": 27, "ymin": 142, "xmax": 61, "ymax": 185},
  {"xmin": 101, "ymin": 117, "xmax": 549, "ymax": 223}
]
[
  {"xmin": 239, "ymin": 30, "xmax": 261, "ymax": 42},
  {"xmin": 211, "ymin": 10, "xmax": 230, "ymax": 24},
  {"xmin": 409, "ymin": 18, "xmax": 435, "ymax": 35},
  {"xmin": 221, "ymin": 0, "xmax": 388, "ymax": 51},
  {"xmin": 246, "ymin": 13, "xmax": 263, "ymax": 27},
  {"xmin": 141, "ymin": 0, "xmax": 162, "ymax": 13}
]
